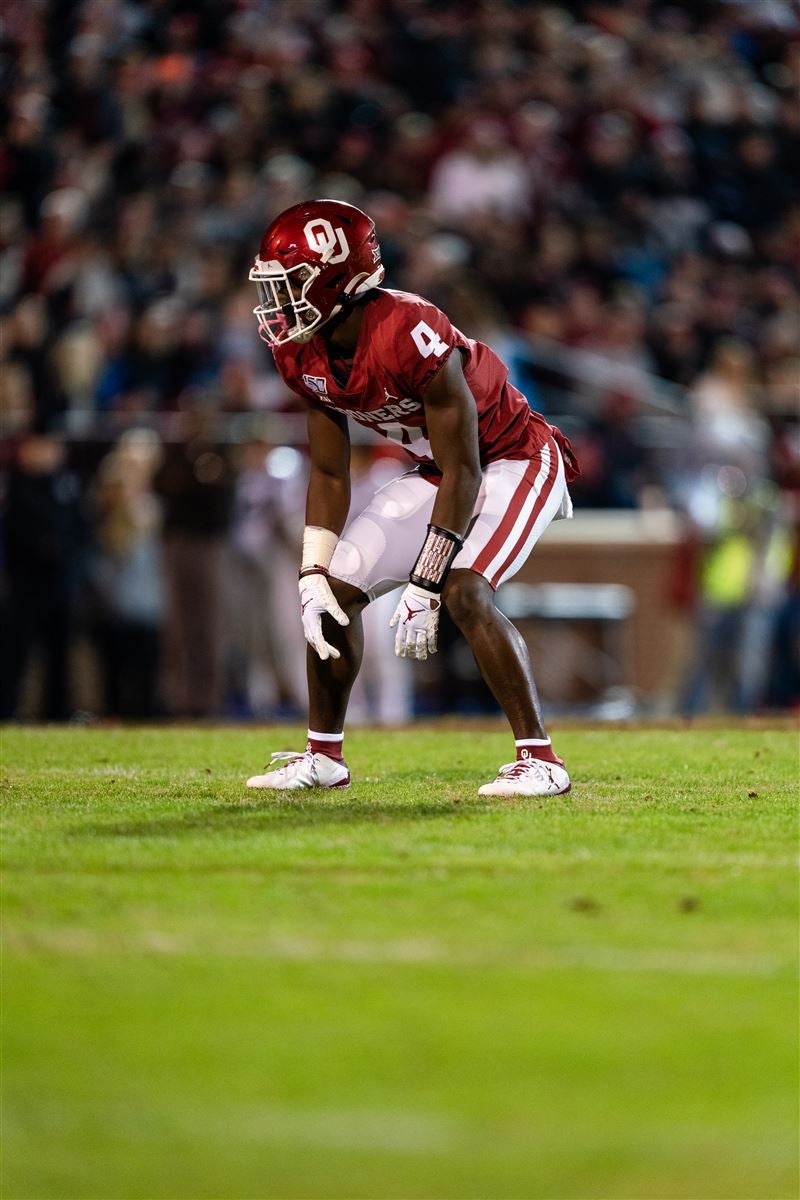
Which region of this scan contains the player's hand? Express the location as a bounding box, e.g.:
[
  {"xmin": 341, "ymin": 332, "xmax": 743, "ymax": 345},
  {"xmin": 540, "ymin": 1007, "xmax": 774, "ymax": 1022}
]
[
  {"xmin": 389, "ymin": 583, "xmax": 441, "ymax": 660},
  {"xmin": 298, "ymin": 573, "xmax": 349, "ymax": 661}
]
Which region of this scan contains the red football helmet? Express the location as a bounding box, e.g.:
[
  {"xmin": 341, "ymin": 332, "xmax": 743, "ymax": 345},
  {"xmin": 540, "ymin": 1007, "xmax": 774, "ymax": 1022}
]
[{"xmin": 250, "ymin": 199, "xmax": 385, "ymax": 346}]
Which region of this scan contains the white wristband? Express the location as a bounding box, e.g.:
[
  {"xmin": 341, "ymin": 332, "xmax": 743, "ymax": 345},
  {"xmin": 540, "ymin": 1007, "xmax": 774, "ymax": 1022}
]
[{"xmin": 301, "ymin": 526, "xmax": 339, "ymax": 574}]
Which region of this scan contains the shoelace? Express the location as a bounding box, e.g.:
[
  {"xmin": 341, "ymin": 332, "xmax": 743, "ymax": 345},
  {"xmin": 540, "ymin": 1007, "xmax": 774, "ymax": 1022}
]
[
  {"xmin": 264, "ymin": 750, "xmax": 310, "ymax": 774},
  {"xmin": 496, "ymin": 758, "xmax": 554, "ymax": 780}
]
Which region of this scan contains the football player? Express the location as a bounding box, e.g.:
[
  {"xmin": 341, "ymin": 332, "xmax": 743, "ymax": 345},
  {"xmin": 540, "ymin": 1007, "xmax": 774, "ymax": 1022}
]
[{"xmin": 245, "ymin": 199, "xmax": 579, "ymax": 796}]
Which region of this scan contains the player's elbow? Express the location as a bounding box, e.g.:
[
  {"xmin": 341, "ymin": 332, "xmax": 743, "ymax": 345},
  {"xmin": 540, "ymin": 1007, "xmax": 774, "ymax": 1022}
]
[
  {"xmin": 441, "ymin": 459, "xmax": 482, "ymax": 502},
  {"xmin": 310, "ymin": 463, "xmax": 349, "ymax": 488}
]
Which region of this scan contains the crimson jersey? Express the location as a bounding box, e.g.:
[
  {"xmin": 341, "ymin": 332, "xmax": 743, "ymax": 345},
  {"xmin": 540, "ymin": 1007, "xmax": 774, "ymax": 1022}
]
[{"xmin": 272, "ymin": 288, "xmax": 553, "ymax": 475}]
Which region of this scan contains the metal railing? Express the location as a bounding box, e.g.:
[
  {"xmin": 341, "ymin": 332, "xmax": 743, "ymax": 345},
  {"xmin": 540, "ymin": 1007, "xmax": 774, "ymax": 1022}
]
[{"xmin": 43, "ymin": 329, "xmax": 695, "ymax": 453}]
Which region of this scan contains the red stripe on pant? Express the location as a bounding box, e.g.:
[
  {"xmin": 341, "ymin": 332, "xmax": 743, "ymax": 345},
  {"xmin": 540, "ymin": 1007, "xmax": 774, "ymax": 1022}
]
[
  {"xmin": 471, "ymin": 456, "xmax": 541, "ymax": 576},
  {"xmin": 489, "ymin": 443, "xmax": 559, "ymax": 588}
]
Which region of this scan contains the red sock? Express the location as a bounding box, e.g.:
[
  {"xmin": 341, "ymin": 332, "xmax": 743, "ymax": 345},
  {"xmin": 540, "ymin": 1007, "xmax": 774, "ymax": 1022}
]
[
  {"xmin": 515, "ymin": 738, "xmax": 564, "ymax": 767},
  {"xmin": 307, "ymin": 729, "xmax": 345, "ymax": 761}
]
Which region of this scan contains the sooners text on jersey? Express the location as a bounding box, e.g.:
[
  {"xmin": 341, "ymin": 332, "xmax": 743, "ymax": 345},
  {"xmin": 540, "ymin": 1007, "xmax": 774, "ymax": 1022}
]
[{"xmin": 272, "ymin": 289, "xmax": 553, "ymax": 474}]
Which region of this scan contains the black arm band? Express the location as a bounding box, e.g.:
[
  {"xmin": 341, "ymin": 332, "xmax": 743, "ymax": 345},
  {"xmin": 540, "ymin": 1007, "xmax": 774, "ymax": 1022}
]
[{"xmin": 410, "ymin": 524, "xmax": 464, "ymax": 593}]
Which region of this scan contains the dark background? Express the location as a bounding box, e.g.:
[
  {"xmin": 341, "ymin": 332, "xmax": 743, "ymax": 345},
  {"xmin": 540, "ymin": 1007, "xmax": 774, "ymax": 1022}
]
[{"xmin": 1, "ymin": 0, "xmax": 798, "ymax": 721}]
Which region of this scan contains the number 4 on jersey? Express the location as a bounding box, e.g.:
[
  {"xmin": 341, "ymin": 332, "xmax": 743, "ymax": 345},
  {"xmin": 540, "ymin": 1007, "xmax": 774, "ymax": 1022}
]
[{"xmin": 411, "ymin": 320, "xmax": 449, "ymax": 359}]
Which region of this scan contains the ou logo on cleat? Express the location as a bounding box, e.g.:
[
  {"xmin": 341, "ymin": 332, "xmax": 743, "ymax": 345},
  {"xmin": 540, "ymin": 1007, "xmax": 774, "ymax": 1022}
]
[{"xmin": 304, "ymin": 218, "xmax": 350, "ymax": 264}]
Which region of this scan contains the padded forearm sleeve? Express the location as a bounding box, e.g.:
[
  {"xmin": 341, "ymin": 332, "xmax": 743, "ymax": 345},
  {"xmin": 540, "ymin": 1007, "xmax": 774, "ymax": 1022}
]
[{"xmin": 409, "ymin": 524, "xmax": 464, "ymax": 593}]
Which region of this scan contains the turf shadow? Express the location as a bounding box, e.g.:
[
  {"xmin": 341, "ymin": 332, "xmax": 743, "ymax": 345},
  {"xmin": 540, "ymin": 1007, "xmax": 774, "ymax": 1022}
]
[{"xmin": 74, "ymin": 798, "xmax": 469, "ymax": 840}]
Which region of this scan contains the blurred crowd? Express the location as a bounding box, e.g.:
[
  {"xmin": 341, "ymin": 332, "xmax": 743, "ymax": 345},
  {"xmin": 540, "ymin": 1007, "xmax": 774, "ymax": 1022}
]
[{"xmin": 1, "ymin": 0, "xmax": 798, "ymax": 719}]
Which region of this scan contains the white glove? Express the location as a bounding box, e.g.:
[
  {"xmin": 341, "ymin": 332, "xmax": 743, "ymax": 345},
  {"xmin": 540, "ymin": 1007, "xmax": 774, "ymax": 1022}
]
[
  {"xmin": 389, "ymin": 583, "xmax": 441, "ymax": 660},
  {"xmin": 299, "ymin": 573, "xmax": 349, "ymax": 661}
]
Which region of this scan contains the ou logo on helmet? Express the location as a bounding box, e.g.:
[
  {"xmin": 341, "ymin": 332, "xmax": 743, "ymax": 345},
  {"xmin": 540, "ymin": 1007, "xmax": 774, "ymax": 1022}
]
[{"xmin": 304, "ymin": 218, "xmax": 350, "ymax": 264}]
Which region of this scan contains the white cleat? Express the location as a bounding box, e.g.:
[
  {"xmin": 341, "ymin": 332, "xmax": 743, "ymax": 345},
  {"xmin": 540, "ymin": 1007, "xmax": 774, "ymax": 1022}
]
[
  {"xmin": 246, "ymin": 750, "xmax": 350, "ymax": 791},
  {"xmin": 478, "ymin": 757, "xmax": 571, "ymax": 797}
]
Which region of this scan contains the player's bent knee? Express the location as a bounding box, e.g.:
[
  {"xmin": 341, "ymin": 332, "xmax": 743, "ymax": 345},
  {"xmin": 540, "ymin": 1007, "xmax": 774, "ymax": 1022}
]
[
  {"xmin": 328, "ymin": 576, "xmax": 369, "ymax": 615},
  {"xmin": 443, "ymin": 569, "xmax": 494, "ymax": 628}
]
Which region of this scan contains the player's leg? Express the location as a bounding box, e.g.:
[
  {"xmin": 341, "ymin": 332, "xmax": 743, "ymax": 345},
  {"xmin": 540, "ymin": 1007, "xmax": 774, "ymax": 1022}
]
[
  {"xmin": 306, "ymin": 578, "xmax": 369, "ymax": 732},
  {"xmin": 450, "ymin": 441, "xmax": 572, "ymax": 796},
  {"xmin": 311, "ymin": 470, "xmax": 437, "ymax": 736},
  {"xmin": 246, "ymin": 469, "xmax": 436, "ymax": 790},
  {"xmin": 442, "ymin": 568, "xmax": 547, "ymax": 740},
  {"xmin": 245, "ymin": 579, "xmax": 367, "ymax": 790}
]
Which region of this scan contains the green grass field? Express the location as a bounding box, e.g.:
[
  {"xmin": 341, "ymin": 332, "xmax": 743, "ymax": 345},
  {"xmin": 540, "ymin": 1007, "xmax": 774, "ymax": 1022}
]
[{"xmin": 1, "ymin": 724, "xmax": 797, "ymax": 1200}]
